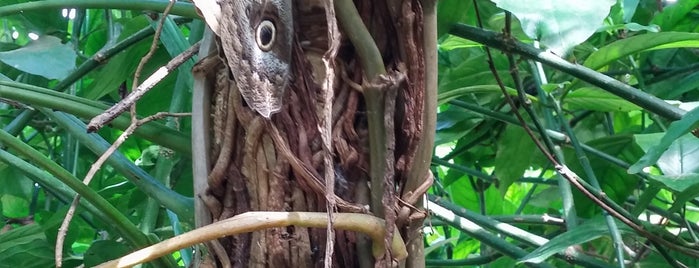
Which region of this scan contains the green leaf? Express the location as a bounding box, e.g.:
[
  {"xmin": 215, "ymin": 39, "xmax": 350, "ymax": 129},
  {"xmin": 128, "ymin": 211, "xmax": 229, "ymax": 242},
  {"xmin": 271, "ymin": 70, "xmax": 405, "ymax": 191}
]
[
  {"xmin": 0, "ymin": 36, "xmax": 76, "ymax": 80},
  {"xmin": 0, "ymin": 224, "xmax": 54, "ymax": 268},
  {"xmin": 439, "ymin": 35, "xmax": 482, "ymax": 51},
  {"xmin": 494, "ymin": 125, "xmax": 536, "ymax": 195},
  {"xmin": 621, "ymin": 0, "xmax": 640, "ymax": 22},
  {"xmin": 650, "ymin": 0, "xmax": 699, "ymax": 31},
  {"xmin": 0, "ymin": 195, "xmax": 27, "ymax": 218},
  {"xmin": 0, "ymin": 166, "xmax": 33, "ymax": 198},
  {"xmin": 563, "ymin": 135, "xmax": 643, "ymax": 217},
  {"xmin": 648, "ymin": 173, "xmax": 699, "ymax": 193},
  {"xmin": 597, "ymin": 22, "xmax": 660, "ymax": 33},
  {"xmin": 634, "ymin": 132, "xmax": 699, "ymax": 211},
  {"xmin": 565, "ymin": 87, "xmax": 642, "ymax": 112},
  {"xmin": 438, "ymin": 85, "xmax": 535, "ymax": 105},
  {"xmin": 83, "ymin": 240, "xmax": 130, "ymax": 267},
  {"xmin": 629, "ymin": 106, "xmax": 699, "ymax": 174},
  {"xmin": 584, "ymin": 32, "xmax": 699, "ymax": 70},
  {"xmin": 437, "ymin": 0, "xmax": 474, "ymax": 37},
  {"xmin": 519, "ymin": 217, "xmax": 633, "ymax": 263},
  {"xmin": 435, "ymin": 108, "xmax": 483, "ymax": 145},
  {"xmin": 646, "ymin": 70, "xmax": 699, "ymax": 99},
  {"xmin": 491, "ymin": 0, "xmax": 615, "ymax": 56}
]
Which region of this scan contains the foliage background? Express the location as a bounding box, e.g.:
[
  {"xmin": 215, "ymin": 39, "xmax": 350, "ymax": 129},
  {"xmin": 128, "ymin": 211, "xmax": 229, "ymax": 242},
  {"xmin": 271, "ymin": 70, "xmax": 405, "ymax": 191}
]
[{"xmin": 0, "ymin": 0, "xmax": 698, "ymax": 267}]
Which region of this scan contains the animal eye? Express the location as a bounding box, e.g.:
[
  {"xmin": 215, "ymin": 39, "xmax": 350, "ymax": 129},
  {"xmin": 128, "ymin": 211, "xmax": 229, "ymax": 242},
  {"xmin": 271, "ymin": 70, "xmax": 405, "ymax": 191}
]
[{"xmin": 256, "ymin": 20, "xmax": 276, "ymax": 51}]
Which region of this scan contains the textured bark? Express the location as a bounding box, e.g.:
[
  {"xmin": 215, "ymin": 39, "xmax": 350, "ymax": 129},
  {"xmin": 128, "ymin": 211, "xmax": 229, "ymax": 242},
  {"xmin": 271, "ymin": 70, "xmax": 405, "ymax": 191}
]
[{"xmin": 196, "ymin": 0, "xmax": 430, "ymax": 267}]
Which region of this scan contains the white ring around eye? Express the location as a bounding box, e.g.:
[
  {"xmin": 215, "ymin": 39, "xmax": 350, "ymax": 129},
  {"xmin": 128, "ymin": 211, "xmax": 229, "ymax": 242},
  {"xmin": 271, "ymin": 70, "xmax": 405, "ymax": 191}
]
[{"xmin": 256, "ymin": 20, "xmax": 276, "ymax": 52}]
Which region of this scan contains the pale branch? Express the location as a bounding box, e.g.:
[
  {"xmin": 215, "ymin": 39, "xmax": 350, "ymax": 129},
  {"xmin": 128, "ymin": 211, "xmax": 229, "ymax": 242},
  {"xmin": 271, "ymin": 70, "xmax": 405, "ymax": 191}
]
[
  {"xmin": 86, "ymin": 42, "xmax": 200, "ymax": 132},
  {"xmin": 320, "ymin": 0, "xmax": 341, "ymax": 267},
  {"xmin": 95, "ymin": 212, "xmax": 407, "ymax": 268}
]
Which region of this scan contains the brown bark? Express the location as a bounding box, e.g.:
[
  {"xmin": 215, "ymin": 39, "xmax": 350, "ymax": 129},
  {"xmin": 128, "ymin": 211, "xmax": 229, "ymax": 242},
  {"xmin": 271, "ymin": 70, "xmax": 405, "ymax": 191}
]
[{"xmin": 196, "ymin": 0, "xmax": 431, "ymax": 267}]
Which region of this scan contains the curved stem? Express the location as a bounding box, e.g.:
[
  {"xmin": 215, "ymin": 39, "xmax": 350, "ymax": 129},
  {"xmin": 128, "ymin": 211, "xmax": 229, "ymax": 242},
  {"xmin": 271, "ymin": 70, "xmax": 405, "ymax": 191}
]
[
  {"xmin": 335, "ymin": 0, "xmax": 387, "ymax": 217},
  {"xmin": 95, "ymin": 212, "xmax": 407, "ymax": 268},
  {"xmin": 0, "ymin": 0, "xmax": 197, "ymax": 18}
]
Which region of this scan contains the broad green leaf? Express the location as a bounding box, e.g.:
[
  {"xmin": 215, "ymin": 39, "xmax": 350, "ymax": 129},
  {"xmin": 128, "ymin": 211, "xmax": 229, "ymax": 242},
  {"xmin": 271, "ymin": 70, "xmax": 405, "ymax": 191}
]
[
  {"xmin": 634, "ymin": 132, "xmax": 699, "ymax": 212},
  {"xmin": 439, "ymin": 35, "xmax": 482, "ymax": 51},
  {"xmin": 435, "ymin": 108, "xmax": 483, "ymax": 145},
  {"xmin": 597, "ymin": 22, "xmax": 660, "ymax": 33},
  {"xmin": 84, "ymin": 240, "xmax": 130, "ymax": 267},
  {"xmin": 449, "ymin": 176, "xmax": 509, "ymax": 215},
  {"xmin": 438, "ymin": 85, "xmax": 536, "ymax": 105},
  {"xmin": 0, "ymin": 195, "xmax": 28, "ymax": 218},
  {"xmin": 519, "ymin": 217, "xmax": 633, "ymax": 263},
  {"xmin": 0, "ymin": 35, "xmax": 76, "ymax": 80},
  {"xmin": 494, "ymin": 125, "xmax": 537, "ymax": 195},
  {"xmin": 649, "ymin": 173, "xmax": 699, "ymax": 193},
  {"xmin": 629, "ymin": 107, "xmax": 699, "ymax": 174},
  {"xmin": 0, "ymin": 166, "xmax": 33, "ymax": 198},
  {"xmin": 0, "ymin": 223, "xmax": 53, "ymax": 268},
  {"xmin": 565, "ymin": 87, "xmax": 642, "ymax": 112},
  {"xmin": 437, "ymin": 0, "xmax": 474, "ymax": 37},
  {"xmin": 491, "ymin": 0, "xmax": 615, "ymax": 56},
  {"xmin": 584, "ymin": 32, "xmax": 699, "ymax": 70},
  {"xmin": 621, "ymin": 0, "xmax": 640, "ymax": 22},
  {"xmin": 650, "ymin": 0, "xmax": 699, "ymax": 31},
  {"xmin": 672, "ymin": 173, "xmax": 699, "ymax": 213},
  {"xmin": 646, "ymin": 70, "xmax": 699, "ymax": 99}
]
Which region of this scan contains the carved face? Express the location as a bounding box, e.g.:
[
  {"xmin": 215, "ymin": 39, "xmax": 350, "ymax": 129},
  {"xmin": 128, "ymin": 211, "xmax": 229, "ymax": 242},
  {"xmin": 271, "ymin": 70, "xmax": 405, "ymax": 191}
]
[{"xmin": 220, "ymin": 0, "xmax": 293, "ymax": 118}]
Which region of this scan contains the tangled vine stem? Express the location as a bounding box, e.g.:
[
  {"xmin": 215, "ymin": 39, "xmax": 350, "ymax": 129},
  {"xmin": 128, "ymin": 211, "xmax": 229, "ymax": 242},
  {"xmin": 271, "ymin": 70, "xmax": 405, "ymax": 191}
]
[{"xmin": 95, "ymin": 212, "xmax": 407, "ymax": 268}]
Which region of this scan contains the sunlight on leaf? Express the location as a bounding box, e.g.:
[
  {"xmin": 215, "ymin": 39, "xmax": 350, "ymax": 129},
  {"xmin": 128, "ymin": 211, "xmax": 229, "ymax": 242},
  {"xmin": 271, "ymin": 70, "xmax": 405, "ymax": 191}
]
[
  {"xmin": 0, "ymin": 36, "xmax": 76, "ymax": 80},
  {"xmin": 566, "ymin": 87, "xmax": 642, "ymax": 112},
  {"xmin": 630, "ymin": 107, "xmax": 699, "ymax": 174},
  {"xmin": 585, "ymin": 32, "xmax": 699, "ymax": 70},
  {"xmin": 439, "ymin": 35, "xmax": 482, "ymax": 51},
  {"xmin": 519, "ymin": 217, "xmax": 633, "ymax": 263},
  {"xmin": 491, "ymin": 0, "xmax": 615, "ymax": 56}
]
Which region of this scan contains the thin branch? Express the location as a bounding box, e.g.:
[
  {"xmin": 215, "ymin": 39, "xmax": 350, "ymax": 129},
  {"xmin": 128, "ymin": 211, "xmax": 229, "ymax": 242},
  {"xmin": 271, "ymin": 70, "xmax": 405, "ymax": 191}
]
[
  {"xmin": 94, "ymin": 212, "xmax": 408, "ymax": 268},
  {"xmin": 320, "ymin": 0, "xmax": 340, "ymax": 266},
  {"xmin": 87, "ymin": 41, "xmax": 200, "ymax": 132},
  {"xmin": 56, "ymin": 3, "xmax": 179, "ymax": 267}
]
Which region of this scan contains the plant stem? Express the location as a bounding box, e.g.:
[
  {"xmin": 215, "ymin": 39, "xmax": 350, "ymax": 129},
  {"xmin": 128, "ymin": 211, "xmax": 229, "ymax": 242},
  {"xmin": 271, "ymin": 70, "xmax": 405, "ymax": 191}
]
[
  {"xmin": 0, "ymin": 0, "xmax": 197, "ymax": 18},
  {"xmin": 449, "ymin": 23, "xmax": 686, "ymax": 120},
  {"xmin": 335, "ymin": 0, "xmax": 387, "ymax": 217}
]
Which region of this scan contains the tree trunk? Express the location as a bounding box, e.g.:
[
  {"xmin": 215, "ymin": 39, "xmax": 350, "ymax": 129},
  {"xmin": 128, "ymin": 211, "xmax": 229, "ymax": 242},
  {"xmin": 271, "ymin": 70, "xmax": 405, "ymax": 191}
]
[{"xmin": 192, "ymin": 1, "xmax": 434, "ymax": 267}]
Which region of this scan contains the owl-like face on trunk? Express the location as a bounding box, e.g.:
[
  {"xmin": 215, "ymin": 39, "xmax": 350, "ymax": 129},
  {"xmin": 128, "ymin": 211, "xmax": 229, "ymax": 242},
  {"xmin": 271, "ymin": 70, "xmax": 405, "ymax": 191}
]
[{"xmin": 219, "ymin": 0, "xmax": 293, "ymax": 118}]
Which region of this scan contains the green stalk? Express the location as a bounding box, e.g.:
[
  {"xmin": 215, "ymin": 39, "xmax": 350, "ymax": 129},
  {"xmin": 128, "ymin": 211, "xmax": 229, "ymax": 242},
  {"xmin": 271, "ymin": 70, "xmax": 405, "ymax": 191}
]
[
  {"xmin": 429, "ymin": 195, "xmax": 614, "ymax": 268},
  {"xmin": 141, "ymin": 13, "xmax": 194, "ymax": 233},
  {"xmin": 0, "ymin": 132, "xmax": 146, "ymax": 248},
  {"xmin": 335, "ymin": 0, "xmax": 388, "ymax": 216},
  {"xmin": 449, "ymin": 23, "xmax": 686, "ymax": 120},
  {"xmin": 552, "ymin": 99, "xmax": 625, "ymax": 267},
  {"xmin": 42, "ymin": 109, "xmax": 194, "ymax": 220},
  {"xmin": 431, "ymin": 157, "xmax": 495, "ymax": 183},
  {"xmin": 0, "ymin": 0, "xmax": 197, "ymax": 18},
  {"xmin": 0, "ymin": 81, "xmax": 191, "ymax": 154},
  {"xmin": 141, "ymin": 16, "xmax": 196, "ymax": 265}
]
